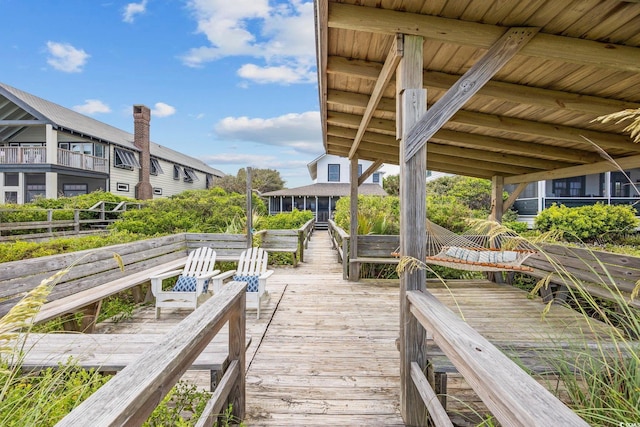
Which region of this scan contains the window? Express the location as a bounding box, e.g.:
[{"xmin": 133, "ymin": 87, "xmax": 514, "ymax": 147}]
[
  {"xmin": 26, "ymin": 184, "xmax": 45, "ymax": 202},
  {"xmin": 358, "ymin": 164, "xmax": 362, "ymax": 177},
  {"xmin": 183, "ymin": 168, "xmax": 199, "ymax": 183},
  {"xmin": 114, "ymin": 148, "xmax": 140, "ymax": 169},
  {"xmin": 150, "ymin": 158, "xmax": 164, "ymax": 175},
  {"xmin": 328, "ymin": 164, "xmax": 340, "ymax": 182},
  {"xmin": 206, "ymin": 174, "xmax": 214, "ymax": 188},
  {"xmin": 153, "ymin": 187, "xmax": 163, "ymax": 195},
  {"xmin": 116, "ymin": 182, "xmax": 130, "ymax": 192},
  {"xmin": 4, "ymin": 191, "xmax": 17, "ymax": 204},
  {"xmin": 552, "ymin": 177, "xmax": 585, "ymax": 197},
  {"xmin": 372, "ymin": 172, "xmax": 380, "ymax": 183},
  {"xmin": 173, "ymin": 165, "xmax": 182, "ymax": 180},
  {"xmin": 63, "ymin": 184, "xmax": 88, "ymax": 197},
  {"xmin": 5, "ymin": 173, "xmax": 18, "ymax": 186}
]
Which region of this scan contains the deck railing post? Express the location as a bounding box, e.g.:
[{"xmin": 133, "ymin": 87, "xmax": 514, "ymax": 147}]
[
  {"xmin": 342, "ymin": 235, "xmax": 349, "ymax": 280},
  {"xmin": 228, "ymin": 289, "xmax": 246, "ymax": 420}
]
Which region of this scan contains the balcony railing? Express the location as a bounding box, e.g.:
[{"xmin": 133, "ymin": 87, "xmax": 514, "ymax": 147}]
[
  {"xmin": 58, "ymin": 149, "xmax": 108, "ymax": 173},
  {"xmin": 0, "ymin": 147, "xmax": 47, "ymax": 164},
  {"xmin": 0, "ymin": 147, "xmax": 108, "ymax": 173}
]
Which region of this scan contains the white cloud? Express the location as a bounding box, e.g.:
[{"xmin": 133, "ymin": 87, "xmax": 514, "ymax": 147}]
[
  {"xmin": 214, "ymin": 111, "xmax": 322, "ymax": 154},
  {"xmin": 151, "ymin": 102, "xmax": 176, "ymax": 118},
  {"xmin": 123, "ymin": 0, "xmax": 148, "ymax": 23},
  {"xmin": 237, "ymin": 63, "xmax": 315, "ymax": 85},
  {"xmin": 203, "ymin": 153, "xmax": 310, "ymax": 170},
  {"xmin": 182, "ymin": 0, "xmax": 316, "ymax": 85},
  {"xmin": 46, "ymin": 41, "xmax": 89, "ymax": 73},
  {"xmin": 72, "ymin": 99, "xmax": 111, "ymax": 115}
]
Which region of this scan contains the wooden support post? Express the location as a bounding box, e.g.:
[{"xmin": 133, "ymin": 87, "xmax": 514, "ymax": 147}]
[
  {"xmin": 74, "ymin": 209, "xmax": 80, "ymax": 233},
  {"xmin": 348, "ymin": 158, "xmax": 360, "ymax": 281},
  {"xmin": 490, "ymin": 175, "xmax": 504, "ymax": 223},
  {"xmin": 398, "ymin": 34, "xmax": 429, "ymax": 426},
  {"xmin": 228, "ymin": 290, "xmax": 246, "ymax": 420},
  {"xmin": 489, "ymin": 175, "xmax": 505, "ymax": 283}
]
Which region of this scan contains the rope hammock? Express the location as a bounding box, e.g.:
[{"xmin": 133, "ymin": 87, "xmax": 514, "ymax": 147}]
[{"xmin": 395, "ymin": 220, "xmax": 536, "ymax": 272}]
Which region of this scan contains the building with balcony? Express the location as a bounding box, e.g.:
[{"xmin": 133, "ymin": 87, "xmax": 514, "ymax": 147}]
[
  {"xmin": 0, "ymin": 82, "xmax": 223, "ymax": 204},
  {"xmin": 262, "ymin": 154, "xmax": 387, "ymax": 227},
  {"xmin": 508, "ymin": 170, "xmax": 640, "ymax": 226}
]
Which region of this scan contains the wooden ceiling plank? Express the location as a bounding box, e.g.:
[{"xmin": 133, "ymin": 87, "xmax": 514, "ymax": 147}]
[
  {"xmin": 349, "ymin": 34, "xmax": 403, "ymax": 159},
  {"xmin": 328, "ymin": 58, "xmax": 640, "ymax": 116},
  {"xmin": 405, "ymin": 26, "xmax": 540, "ymax": 161},
  {"xmin": 504, "ymin": 154, "xmax": 640, "ymax": 185},
  {"xmin": 328, "ymin": 3, "xmax": 640, "ymax": 73},
  {"xmin": 426, "ymin": 143, "xmax": 574, "ymax": 169}
]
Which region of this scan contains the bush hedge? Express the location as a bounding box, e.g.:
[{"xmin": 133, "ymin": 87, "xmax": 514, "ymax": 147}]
[{"xmin": 534, "ymin": 203, "xmax": 639, "ymax": 242}]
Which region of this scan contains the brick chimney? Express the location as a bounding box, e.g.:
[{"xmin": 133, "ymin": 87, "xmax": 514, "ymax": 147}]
[{"xmin": 133, "ymin": 105, "xmax": 153, "ymax": 200}]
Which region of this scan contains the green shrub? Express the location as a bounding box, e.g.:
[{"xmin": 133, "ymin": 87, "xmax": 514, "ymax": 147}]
[
  {"xmin": 259, "ymin": 209, "xmax": 313, "ymax": 230},
  {"xmin": 0, "ymin": 231, "xmax": 145, "ymax": 262},
  {"xmin": 333, "ymin": 196, "xmax": 400, "ymax": 234},
  {"xmin": 427, "ymin": 195, "xmax": 472, "ymax": 233},
  {"xmin": 112, "ymin": 189, "xmax": 263, "ymax": 235},
  {"xmin": 534, "ymin": 203, "xmax": 639, "ymax": 242}
]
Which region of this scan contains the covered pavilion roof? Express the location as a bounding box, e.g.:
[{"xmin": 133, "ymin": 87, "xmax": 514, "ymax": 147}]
[{"xmin": 314, "ymin": 0, "xmax": 640, "ymax": 185}]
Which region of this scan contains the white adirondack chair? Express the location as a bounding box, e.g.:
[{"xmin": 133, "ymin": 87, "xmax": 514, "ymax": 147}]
[
  {"xmin": 150, "ymin": 246, "xmax": 220, "ymax": 319},
  {"xmin": 210, "ymin": 247, "xmax": 273, "ymax": 319}
]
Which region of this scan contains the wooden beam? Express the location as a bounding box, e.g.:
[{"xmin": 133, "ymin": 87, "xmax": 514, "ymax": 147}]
[
  {"xmin": 328, "ymin": 105, "xmax": 640, "ymax": 155},
  {"xmin": 405, "ymin": 26, "xmax": 539, "ymax": 161},
  {"xmin": 358, "ymin": 160, "xmax": 384, "ymax": 186},
  {"xmin": 503, "ymin": 182, "xmax": 529, "ymax": 213},
  {"xmin": 329, "ymin": 3, "xmax": 640, "ymax": 73},
  {"xmin": 504, "ymin": 154, "xmax": 640, "ymax": 185},
  {"xmin": 349, "ymin": 35, "xmax": 403, "ymax": 159},
  {"xmin": 327, "ymin": 58, "xmax": 640, "ymax": 116},
  {"xmin": 452, "ymin": 110, "xmax": 638, "ymax": 153},
  {"xmin": 398, "ymin": 34, "xmax": 428, "ymax": 425},
  {"xmin": 427, "ymin": 143, "xmax": 574, "ymax": 170},
  {"xmin": 327, "ymin": 106, "xmax": 604, "ymax": 163},
  {"xmin": 316, "ymin": 0, "xmax": 329, "ymax": 152}
]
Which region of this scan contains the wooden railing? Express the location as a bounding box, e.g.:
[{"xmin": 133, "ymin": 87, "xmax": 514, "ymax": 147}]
[
  {"xmin": 0, "ymin": 202, "xmax": 142, "ymax": 240},
  {"xmin": 328, "ymin": 219, "xmax": 350, "ymax": 279},
  {"xmin": 0, "ymin": 146, "xmax": 47, "ymax": 164},
  {"xmin": 404, "ymin": 289, "xmax": 588, "ymax": 426},
  {"xmin": 56, "ymin": 281, "xmax": 247, "ymax": 426},
  {"xmin": 57, "ymin": 148, "xmax": 108, "ymax": 172}
]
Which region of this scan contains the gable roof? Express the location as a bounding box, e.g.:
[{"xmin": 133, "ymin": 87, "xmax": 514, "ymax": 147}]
[
  {"xmin": 0, "ymin": 82, "xmax": 223, "ymax": 176},
  {"xmin": 315, "ymin": 0, "xmax": 640, "ymax": 185}
]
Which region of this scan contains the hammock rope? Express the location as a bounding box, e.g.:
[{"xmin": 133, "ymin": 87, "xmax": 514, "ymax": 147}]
[{"xmin": 396, "ymin": 220, "xmax": 536, "ymax": 272}]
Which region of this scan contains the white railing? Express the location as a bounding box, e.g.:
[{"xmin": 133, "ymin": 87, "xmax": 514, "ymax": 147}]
[
  {"xmin": 0, "ymin": 147, "xmax": 47, "ymax": 164},
  {"xmin": 57, "ymin": 149, "xmax": 108, "ymax": 172}
]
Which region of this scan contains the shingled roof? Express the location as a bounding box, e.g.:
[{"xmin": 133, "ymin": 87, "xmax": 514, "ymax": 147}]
[{"xmin": 0, "ymin": 82, "xmax": 223, "ymax": 176}]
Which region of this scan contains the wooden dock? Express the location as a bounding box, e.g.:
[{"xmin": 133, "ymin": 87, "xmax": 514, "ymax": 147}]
[{"xmin": 93, "ymin": 230, "xmax": 618, "ymax": 425}]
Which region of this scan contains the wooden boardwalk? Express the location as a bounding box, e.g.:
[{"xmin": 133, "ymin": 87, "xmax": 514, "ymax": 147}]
[
  {"xmin": 244, "ymin": 231, "xmax": 404, "ymax": 426},
  {"xmin": 94, "ymin": 230, "xmax": 618, "ymax": 425}
]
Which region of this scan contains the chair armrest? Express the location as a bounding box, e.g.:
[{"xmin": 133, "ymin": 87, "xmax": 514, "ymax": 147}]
[
  {"xmin": 209, "ymin": 270, "xmax": 237, "ymax": 293},
  {"xmin": 196, "ymin": 270, "xmax": 221, "ymax": 281},
  {"xmin": 150, "ymin": 269, "xmax": 183, "ymax": 281},
  {"xmin": 259, "ymin": 270, "xmax": 275, "ymax": 280}
]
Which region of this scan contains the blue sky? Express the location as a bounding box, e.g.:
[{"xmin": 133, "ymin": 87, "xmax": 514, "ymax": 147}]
[{"xmin": 0, "ymin": 0, "xmax": 334, "ymax": 187}]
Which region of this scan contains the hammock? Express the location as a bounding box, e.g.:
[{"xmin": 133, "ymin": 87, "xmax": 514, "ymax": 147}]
[{"xmin": 395, "ymin": 220, "xmax": 536, "ymax": 272}]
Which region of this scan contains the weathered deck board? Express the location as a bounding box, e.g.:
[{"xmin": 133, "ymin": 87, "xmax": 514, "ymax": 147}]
[
  {"xmin": 88, "ymin": 230, "xmax": 617, "ymax": 425},
  {"xmin": 244, "ymin": 230, "xmax": 404, "ymax": 425}
]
